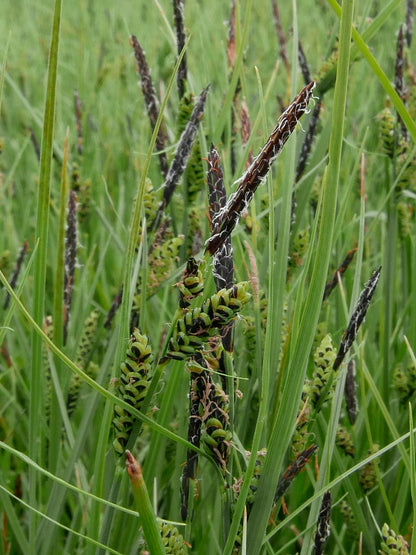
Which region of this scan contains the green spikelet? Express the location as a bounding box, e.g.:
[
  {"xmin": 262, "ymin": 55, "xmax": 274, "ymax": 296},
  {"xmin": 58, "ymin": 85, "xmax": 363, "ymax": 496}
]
[
  {"xmin": 377, "ymin": 107, "xmax": 395, "ymax": 158},
  {"xmin": 71, "ymin": 161, "xmax": 81, "ymax": 192},
  {"xmin": 163, "ymin": 282, "xmax": 251, "ymax": 362},
  {"xmin": 393, "ymin": 364, "xmax": 410, "ymax": 402},
  {"xmin": 176, "ymin": 91, "xmax": 205, "ymax": 204},
  {"xmin": 201, "ymin": 382, "xmax": 232, "ymax": 473},
  {"xmin": 141, "ymin": 178, "xmax": 158, "ymax": 232},
  {"xmin": 246, "ymin": 449, "xmax": 267, "ymax": 505},
  {"xmin": 380, "ymin": 523, "xmax": 409, "ymax": 555},
  {"xmin": 148, "ymin": 235, "xmax": 184, "ymax": 291},
  {"xmin": 396, "ymin": 147, "xmax": 416, "ymax": 194},
  {"xmin": 359, "ymin": 444, "xmax": 379, "ymax": 492},
  {"xmin": 291, "ymin": 393, "xmax": 311, "ymax": 456},
  {"xmin": 309, "ymin": 334, "xmax": 337, "ymax": 408},
  {"xmin": 176, "ymin": 92, "xmax": 194, "ymax": 136},
  {"xmin": 75, "ymin": 309, "xmax": 99, "ymax": 368},
  {"xmin": 67, "ymin": 309, "xmax": 99, "ymax": 417},
  {"xmin": 159, "ymin": 522, "xmax": 188, "ymax": 554},
  {"xmin": 112, "ymin": 329, "xmax": 153, "ymax": 455},
  {"xmin": 336, "ymin": 425, "xmax": 354, "ymax": 457},
  {"xmin": 397, "ymin": 202, "xmax": 413, "ymax": 239},
  {"xmin": 339, "ymin": 500, "xmax": 359, "ymax": 541},
  {"xmin": 289, "ymin": 227, "xmax": 310, "ymax": 268},
  {"xmin": 185, "ymin": 137, "xmax": 205, "ymax": 204},
  {"xmin": 178, "ymin": 257, "xmax": 204, "ymax": 309},
  {"xmin": 407, "ymin": 363, "xmax": 416, "ymax": 391}
]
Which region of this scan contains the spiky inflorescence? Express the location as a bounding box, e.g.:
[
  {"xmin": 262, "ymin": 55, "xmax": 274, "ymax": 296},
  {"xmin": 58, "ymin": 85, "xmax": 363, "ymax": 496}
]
[
  {"xmin": 200, "ymin": 380, "xmax": 232, "ymax": 473},
  {"xmin": 159, "ymin": 521, "xmax": 188, "ymax": 554},
  {"xmin": 43, "ymin": 316, "xmax": 54, "ymax": 421},
  {"xmin": 275, "ymin": 444, "xmax": 318, "ymax": 501},
  {"xmin": 395, "ymin": 26, "xmax": 407, "ymax": 140},
  {"xmin": 64, "ymin": 190, "xmax": 78, "ymax": 342},
  {"xmin": 154, "ymin": 86, "xmax": 209, "ymax": 225},
  {"xmin": 289, "ymin": 227, "xmax": 310, "ymax": 269},
  {"xmin": 333, "ymin": 267, "xmax": 381, "ymax": 372},
  {"xmin": 178, "ymin": 257, "xmax": 204, "ymax": 309},
  {"xmin": 406, "ymin": 0, "xmax": 414, "ymax": 47},
  {"xmin": 336, "ymin": 425, "xmax": 354, "ymax": 457},
  {"xmin": 313, "ymin": 491, "xmax": 332, "ymax": 555},
  {"xmin": 67, "ymin": 309, "xmax": 100, "ymax": 417},
  {"xmin": 271, "ymin": 0, "xmax": 290, "ymax": 73},
  {"xmin": 291, "ymin": 391, "xmax": 312, "ymax": 456},
  {"xmin": 176, "ymin": 92, "xmax": 206, "ymax": 205},
  {"xmin": 3, "ymin": 240, "xmax": 28, "ymax": 310},
  {"xmin": 308, "ymin": 334, "xmax": 337, "ymax": 409},
  {"xmin": 207, "ymin": 145, "xmax": 234, "ymax": 296},
  {"xmin": 378, "ymin": 106, "xmax": 396, "ymax": 158},
  {"xmin": 74, "ymin": 89, "xmax": 83, "ymax": 155},
  {"xmin": 380, "ymin": 523, "xmax": 409, "ymax": 555},
  {"xmin": 134, "ymin": 234, "xmax": 185, "ymax": 314},
  {"xmin": 130, "ymin": 34, "xmax": 168, "ymax": 178},
  {"xmin": 393, "ymin": 363, "xmax": 416, "ymax": 404},
  {"xmin": 397, "ymin": 201, "xmax": 413, "ymax": 239},
  {"xmin": 323, "ymin": 247, "xmax": 357, "ymax": 301},
  {"xmin": 359, "ymin": 444, "xmax": 379, "ymax": 492},
  {"xmin": 339, "ymin": 500, "xmax": 360, "ymax": 541},
  {"xmin": 180, "ymin": 355, "xmax": 209, "ymax": 521},
  {"xmin": 173, "ymin": 0, "xmax": 187, "ymax": 99},
  {"xmin": 112, "ymin": 330, "xmax": 153, "ymax": 455},
  {"xmin": 345, "ymin": 359, "xmax": 359, "ymax": 425},
  {"xmin": 162, "ymin": 282, "xmax": 251, "ymax": 362},
  {"xmin": 205, "ymin": 82, "xmax": 316, "ymax": 256}
]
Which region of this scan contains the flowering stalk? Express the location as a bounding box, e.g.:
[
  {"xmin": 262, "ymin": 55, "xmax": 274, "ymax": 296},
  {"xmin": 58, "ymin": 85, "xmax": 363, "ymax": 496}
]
[{"xmin": 205, "ymin": 82, "xmax": 315, "ymax": 256}]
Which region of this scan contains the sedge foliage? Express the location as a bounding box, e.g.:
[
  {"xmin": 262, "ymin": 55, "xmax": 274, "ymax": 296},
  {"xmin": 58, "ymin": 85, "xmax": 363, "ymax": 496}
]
[{"xmin": 1, "ymin": 1, "xmax": 416, "ymax": 553}]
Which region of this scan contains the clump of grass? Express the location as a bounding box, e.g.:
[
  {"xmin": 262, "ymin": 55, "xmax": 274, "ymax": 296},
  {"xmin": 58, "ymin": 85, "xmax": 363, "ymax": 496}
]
[{"xmin": 1, "ymin": 0, "xmax": 416, "ymax": 553}]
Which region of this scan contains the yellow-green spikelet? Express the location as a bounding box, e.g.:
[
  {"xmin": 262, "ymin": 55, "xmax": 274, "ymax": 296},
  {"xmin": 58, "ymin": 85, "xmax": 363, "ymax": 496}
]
[
  {"xmin": 309, "ymin": 334, "xmax": 337, "ymax": 408},
  {"xmin": 164, "ymin": 282, "xmax": 251, "ymax": 361},
  {"xmin": 359, "ymin": 444, "xmax": 379, "ymax": 492},
  {"xmin": 112, "ymin": 329, "xmax": 153, "ymax": 455},
  {"xmin": 159, "ymin": 522, "xmax": 188, "ymax": 554},
  {"xmin": 377, "ymin": 107, "xmax": 395, "ymax": 159},
  {"xmin": 380, "ymin": 523, "xmax": 409, "ymax": 555}
]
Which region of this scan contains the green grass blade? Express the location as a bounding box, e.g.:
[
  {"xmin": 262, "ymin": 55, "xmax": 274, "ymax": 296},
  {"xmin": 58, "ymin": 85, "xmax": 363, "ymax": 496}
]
[{"xmin": 29, "ymin": 0, "xmax": 62, "ymax": 549}]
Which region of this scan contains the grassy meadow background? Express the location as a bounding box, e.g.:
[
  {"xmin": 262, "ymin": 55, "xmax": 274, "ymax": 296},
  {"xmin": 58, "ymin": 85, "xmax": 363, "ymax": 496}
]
[{"xmin": 1, "ymin": 0, "xmax": 416, "ymax": 553}]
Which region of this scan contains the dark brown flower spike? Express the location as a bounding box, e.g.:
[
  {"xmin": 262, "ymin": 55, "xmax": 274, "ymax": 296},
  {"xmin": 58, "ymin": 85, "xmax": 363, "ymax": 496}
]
[
  {"xmin": 3, "ymin": 241, "xmax": 29, "ymax": 310},
  {"xmin": 406, "ymin": 0, "xmax": 414, "ymax": 47},
  {"xmin": 323, "ymin": 247, "xmax": 357, "ymax": 301},
  {"xmin": 345, "ymin": 359, "xmax": 358, "ymax": 425},
  {"xmin": 74, "ymin": 89, "xmax": 83, "ymax": 156},
  {"xmin": 64, "ymin": 190, "xmax": 78, "ymax": 342},
  {"xmin": 130, "ymin": 34, "xmax": 169, "ymax": 178},
  {"xmin": 205, "ymin": 81, "xmax": 316, "ymax": 256},
  {"xmin": 173, "ymin": 0, "xmax": 187, "ymax": 99},
  {"xmin": 153, "ymin": 85, "xmax": 210, "ymax": 228},
  {"xmin": 271, "ymin": 0, "xmax": 290, "ymax": 73},
  {"xmin": 314, "ymin": 491, "xmax": 332, "ymax": 555},
  {"xmin": 333, "ymin": 266, "xmax": 381, "ymax": 371},
  {"xmin": 275, "ymin": 444, "xmax": 318, "ymax": 501}
]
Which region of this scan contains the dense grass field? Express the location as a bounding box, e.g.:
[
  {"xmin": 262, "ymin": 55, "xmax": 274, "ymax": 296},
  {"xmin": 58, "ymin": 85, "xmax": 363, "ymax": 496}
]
[{"xmin": 1, "ymin": 0, "xmax": 416, "ymax": 553}]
